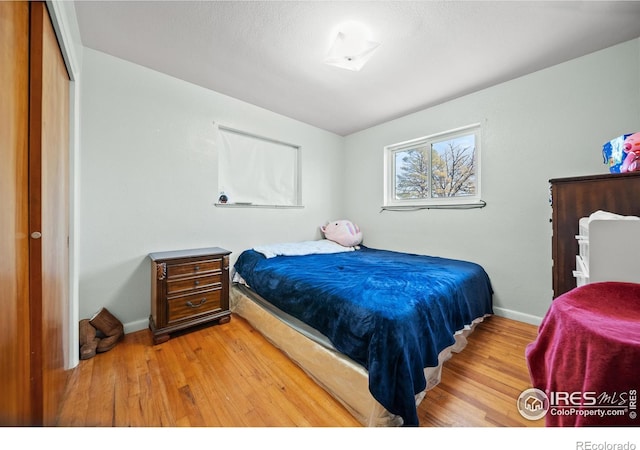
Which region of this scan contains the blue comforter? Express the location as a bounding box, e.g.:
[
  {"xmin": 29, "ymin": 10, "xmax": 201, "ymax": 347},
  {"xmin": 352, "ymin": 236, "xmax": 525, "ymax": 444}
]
[{"xmin": 233, "ymin": 246, "xmax": 493, "ymax": 426}]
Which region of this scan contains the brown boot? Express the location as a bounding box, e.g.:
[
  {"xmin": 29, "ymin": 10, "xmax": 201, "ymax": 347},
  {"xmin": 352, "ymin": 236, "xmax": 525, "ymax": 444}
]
[
  {"xmin": 89, "ymin": 307, "xmax": 124, "ymax": 353},
  {"xmin": 79, "ymin": 319, "xmax": 99, "ymax": 360}
]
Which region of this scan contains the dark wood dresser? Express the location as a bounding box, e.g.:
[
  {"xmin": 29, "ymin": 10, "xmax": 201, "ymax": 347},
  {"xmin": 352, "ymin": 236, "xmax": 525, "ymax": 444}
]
[
  {"xmin": 149, "ymin": 247, "xmax": 231, "ymax": 344},
  {"xmin": 549, "ymin": 172, "xmax": 640, "ymax": 298}
]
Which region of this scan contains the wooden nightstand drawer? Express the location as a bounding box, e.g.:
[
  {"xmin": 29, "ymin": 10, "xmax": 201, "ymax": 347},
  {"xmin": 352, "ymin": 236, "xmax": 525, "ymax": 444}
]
[
  {"xmin": 149, "ymin": 247, "xmax": 231, "ymax": 344},
  {"xmin": 167, "ymin": 273, "xmax": 222, "ymax": 296},
  {"xmin": 167, "ymin": 259, "xmax": 222, "ymax": 279},
  {"xmin": 167, "ymin": 289, "xmax": 222, "ymax": 323}
]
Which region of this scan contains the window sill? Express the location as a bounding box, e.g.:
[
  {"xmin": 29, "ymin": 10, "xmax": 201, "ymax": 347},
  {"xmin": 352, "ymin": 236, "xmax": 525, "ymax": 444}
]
[
  {"xmin": 214, "ymin": 203, "xmax": 304, "ymax": 209},
  {"xmin": 381, "ymin": 200, "xmax": 486, "ymax": 211}
]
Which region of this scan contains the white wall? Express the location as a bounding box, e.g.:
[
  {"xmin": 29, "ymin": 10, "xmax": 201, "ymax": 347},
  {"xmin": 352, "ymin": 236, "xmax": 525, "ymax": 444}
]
[
  {"xmin": 343, "ymin": 39, "xmax": 640, "ymax": 324},
  {"xmin": 79, "ymin": 37, "xmax": 640, "ymax": 333},
  {"xmin": 79, "ymin": 48, "xmax": 345, "ymax": 331}
]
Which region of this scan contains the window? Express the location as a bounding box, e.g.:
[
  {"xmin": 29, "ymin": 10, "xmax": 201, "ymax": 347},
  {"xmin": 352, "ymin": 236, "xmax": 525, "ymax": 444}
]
[
  {"xmin": 216, "ymin": 124, "xmax": 302, "ymax": 208},
  {"xmin": 383, "ymin": 124, "xmax": 482, "ymax": 209}
]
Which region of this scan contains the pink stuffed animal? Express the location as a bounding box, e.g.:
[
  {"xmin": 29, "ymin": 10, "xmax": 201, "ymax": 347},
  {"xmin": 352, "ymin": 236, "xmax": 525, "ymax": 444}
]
[
  {"xmin": 321, "ymin": 220, "xmax": 363, "ymax": 247},
  {"xmin": 621, "ymin": 132, "xmax": 640, "ymax": 173}
]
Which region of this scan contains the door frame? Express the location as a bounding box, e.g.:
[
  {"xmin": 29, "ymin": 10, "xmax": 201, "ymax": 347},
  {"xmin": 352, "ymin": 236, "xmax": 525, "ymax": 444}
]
[{"xmin": 44, "ymin": 0, "xmax": 81, "ymax": 369}]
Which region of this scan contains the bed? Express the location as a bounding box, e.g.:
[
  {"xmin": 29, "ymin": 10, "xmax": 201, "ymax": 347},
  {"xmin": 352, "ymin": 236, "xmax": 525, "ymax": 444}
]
[
  {"xmin": 231, "ymin": 241, "xmax": 494, "ymax": 426},
  {"xmin": 526, "ymin": 281, "xmax": 640, "ymax": 427}
]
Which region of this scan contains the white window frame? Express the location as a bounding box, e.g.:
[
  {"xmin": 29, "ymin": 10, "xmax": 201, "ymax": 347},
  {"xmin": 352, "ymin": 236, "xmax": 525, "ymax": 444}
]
[{"xmin": 383, "ymin": 123, "xmax": 482, "ymax": 210}]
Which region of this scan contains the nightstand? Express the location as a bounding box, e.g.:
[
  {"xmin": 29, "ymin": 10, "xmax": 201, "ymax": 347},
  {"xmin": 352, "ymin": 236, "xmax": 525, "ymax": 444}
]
[{"xmin": 149, "ymin": 247, "xmax": 231, "ymax": 344}]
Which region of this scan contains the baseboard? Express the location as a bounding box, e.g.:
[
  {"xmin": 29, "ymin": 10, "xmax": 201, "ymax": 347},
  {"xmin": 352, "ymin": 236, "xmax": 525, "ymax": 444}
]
[
  {"xmin": 492, "ymin": 306, "xmax": 543, "ymax": 326},
  {"xmin": 124, "ymin": 308, "xmax": 542, "ymax": 334},
  {"xmin": 124, "ymin": 318, "xmax": 149, "ymax": 334}
]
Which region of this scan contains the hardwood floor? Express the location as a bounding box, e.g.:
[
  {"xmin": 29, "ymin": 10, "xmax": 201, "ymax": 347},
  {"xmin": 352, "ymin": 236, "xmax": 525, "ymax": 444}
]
[
  {"xmin": 56, "ymin": 313, "xmax": 544, "ymax": 427},
  {"xmin": 420, "ymin": 315, "xmax": 544, "ymax": 427}
]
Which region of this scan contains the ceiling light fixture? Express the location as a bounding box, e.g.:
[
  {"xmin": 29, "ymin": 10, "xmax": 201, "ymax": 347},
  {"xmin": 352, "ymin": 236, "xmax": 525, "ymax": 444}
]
[{"xmin": 324, "ymin": 21, "xmax": 380, "ymax": 72}]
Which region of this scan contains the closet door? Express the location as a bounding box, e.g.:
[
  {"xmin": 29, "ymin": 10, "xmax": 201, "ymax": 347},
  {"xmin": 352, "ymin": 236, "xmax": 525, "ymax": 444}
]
[
  {"xmin": 0, "ymin": 0, "xmax": 31, "ymax": 426},
  {"xmin": 29, "ymin": 1, "xmax": 71, "ymax": 426},
  {"xmin": 0, "ymin": 1, "xmax": 70, "ymax": 425}
]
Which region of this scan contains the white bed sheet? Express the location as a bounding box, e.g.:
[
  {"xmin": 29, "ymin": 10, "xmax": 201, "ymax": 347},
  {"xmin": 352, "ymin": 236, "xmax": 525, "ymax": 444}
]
[{"xmin": 252, "ymin": 239, "xmax": 355, "ymax": 258}]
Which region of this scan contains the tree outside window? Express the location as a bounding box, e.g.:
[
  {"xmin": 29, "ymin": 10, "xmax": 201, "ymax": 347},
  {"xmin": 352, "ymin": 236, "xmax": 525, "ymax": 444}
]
[{"xmin": 384, "ymin": 125, "xmax": 481, "ymax": 208}]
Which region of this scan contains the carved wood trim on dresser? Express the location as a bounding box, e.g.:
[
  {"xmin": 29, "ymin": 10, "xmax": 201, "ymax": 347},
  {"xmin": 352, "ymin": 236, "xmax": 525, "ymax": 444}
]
[{"xmin": 149, "ymin": 247, "xmax": 231, "ymax": 344}]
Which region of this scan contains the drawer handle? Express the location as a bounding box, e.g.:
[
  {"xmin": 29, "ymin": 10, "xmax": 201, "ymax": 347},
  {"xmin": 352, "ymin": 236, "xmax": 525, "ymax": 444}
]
[
  {"xmin": 186, "ymin": 298, "xmax": 207, "ymax": 308},
  {"xmin": 194, "ymin": 265, "xmax": 200, "ymax": 271},
  {"xmin": 194, "ymin": 280, "xmax": 200, "ymax": 286}
]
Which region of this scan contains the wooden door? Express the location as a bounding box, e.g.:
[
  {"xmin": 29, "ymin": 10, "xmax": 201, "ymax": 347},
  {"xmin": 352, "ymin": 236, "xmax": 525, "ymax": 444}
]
[
  {"xmin": 0, "ymin": 1, "xmax": 70, "ymax": 426},
  {"xmin": 29, "ymin": 1, "xmax": 71, "ymax": 426},
  {"xmin": 0, "ymin": 0, "xmax": 31, "ymax": 426}
]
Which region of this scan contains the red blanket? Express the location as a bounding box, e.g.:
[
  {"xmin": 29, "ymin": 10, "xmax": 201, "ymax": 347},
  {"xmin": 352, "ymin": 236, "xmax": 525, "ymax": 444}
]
[{"xmin": 526, "ymin": 282, "xmax": 640, "ymax": 426}]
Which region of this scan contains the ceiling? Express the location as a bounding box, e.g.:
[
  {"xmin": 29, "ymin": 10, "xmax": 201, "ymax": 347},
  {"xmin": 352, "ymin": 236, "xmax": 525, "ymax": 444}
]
[{"xmin": 73, "ymin": 1, "xmax": 640, "ymax": 136}]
